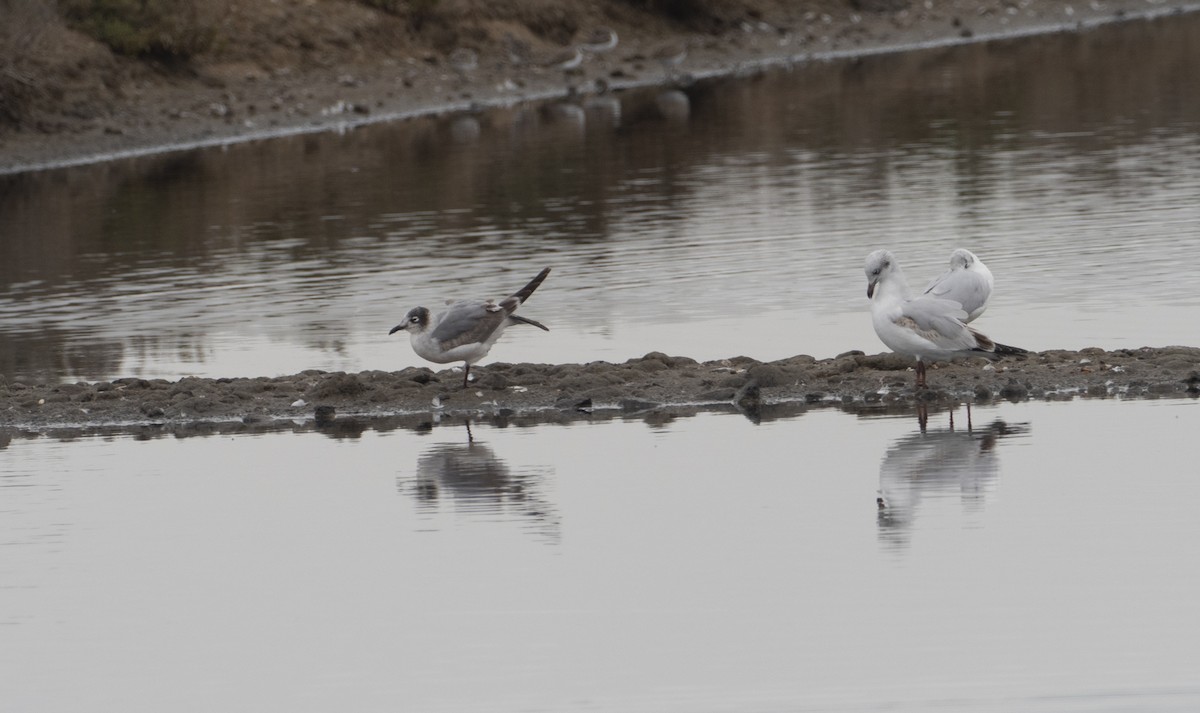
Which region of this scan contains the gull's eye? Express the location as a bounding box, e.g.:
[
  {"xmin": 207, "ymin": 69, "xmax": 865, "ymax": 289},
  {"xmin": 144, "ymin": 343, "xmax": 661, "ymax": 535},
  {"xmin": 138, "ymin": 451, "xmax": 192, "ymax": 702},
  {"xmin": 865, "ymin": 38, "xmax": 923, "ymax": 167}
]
[{"xmin": 410, "ymin": 315, "xmax": 420, "ymax": 323}]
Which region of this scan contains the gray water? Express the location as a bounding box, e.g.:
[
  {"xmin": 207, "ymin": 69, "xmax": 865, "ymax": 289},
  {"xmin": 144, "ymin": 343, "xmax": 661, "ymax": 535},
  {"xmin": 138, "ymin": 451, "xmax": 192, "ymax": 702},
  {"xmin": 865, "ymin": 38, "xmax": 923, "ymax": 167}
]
[
  {"xmin": 2, "ymin": 14, "xmax": 1200, "ymax": 384},
  {"xmin": 4, "ymin": 14, "xmax": 1200, "ymax": 712},
  {"xmin": 3, "ymin": 398, "xmax": 1199, "ymax": 711}
]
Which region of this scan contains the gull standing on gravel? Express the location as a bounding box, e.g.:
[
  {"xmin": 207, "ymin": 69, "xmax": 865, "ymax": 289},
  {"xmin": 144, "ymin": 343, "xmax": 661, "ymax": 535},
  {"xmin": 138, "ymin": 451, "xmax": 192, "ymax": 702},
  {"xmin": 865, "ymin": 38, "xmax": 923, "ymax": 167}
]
[
  {"xmin": 651, "ymin": 41, "xmax": 688, "ymax": 79},
  {"xmin": 922, "ymin": 248, "xmax": 994, "ymax": 323},
  {"xmin": 390, "ymin": 268, "xmax": 551, "ymax": 388},
  {"xmin": 579, "ymin": 26, "xmax": 618, "ymax": 55},
  {"xmin": 447, "ymin": 47, "xmax": 478, "ymax": 77},
  {"xmin": 865, "ymin": 250, "xmax": 1024, "ymax": 388},
  {"xmin": 543, "ymin": 45, "xmax": 584, "ymax": 73}
]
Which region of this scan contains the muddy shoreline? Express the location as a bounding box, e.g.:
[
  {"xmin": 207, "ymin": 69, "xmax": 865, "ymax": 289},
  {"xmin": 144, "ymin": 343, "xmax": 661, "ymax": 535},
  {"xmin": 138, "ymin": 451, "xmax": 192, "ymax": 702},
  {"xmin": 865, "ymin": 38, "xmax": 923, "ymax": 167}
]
[
  {"xmin": 2, "ymin": 347, "xmax": 1197, "ymax": 433},
  {"xmin": 5, "ymin": 1, "xmax": 1199, "ymax": 174}
]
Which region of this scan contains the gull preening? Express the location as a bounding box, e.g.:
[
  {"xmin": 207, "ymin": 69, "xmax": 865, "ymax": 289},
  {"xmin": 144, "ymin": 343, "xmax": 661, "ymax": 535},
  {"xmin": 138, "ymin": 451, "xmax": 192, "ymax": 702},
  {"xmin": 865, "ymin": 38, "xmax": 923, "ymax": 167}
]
[
  {"xmin": 865, "ymin": 250, "xmax": 1024, "ymax": 388},
  {"xmin": 390, "ymin": 268, "xmax": 551, "ymax": 388},
  {"xmin": 922, "ymin": 248, "xmax": 994, "ymax": 323}
]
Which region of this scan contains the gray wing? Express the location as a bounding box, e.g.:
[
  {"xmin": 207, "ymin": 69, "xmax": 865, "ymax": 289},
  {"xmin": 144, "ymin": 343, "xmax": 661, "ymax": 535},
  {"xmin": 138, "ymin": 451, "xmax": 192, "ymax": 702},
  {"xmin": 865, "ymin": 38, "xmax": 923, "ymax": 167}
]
[
  {"xmin": 924, "ymin": 270, "xmax": 989, "ymax": 317},
  {"xmin": 430, "ymin": 300, "xmax": 508, "ymax": 349},
  {"xmin": 898, "ymin": 296, "xmax": 978, "ymax": 350}
]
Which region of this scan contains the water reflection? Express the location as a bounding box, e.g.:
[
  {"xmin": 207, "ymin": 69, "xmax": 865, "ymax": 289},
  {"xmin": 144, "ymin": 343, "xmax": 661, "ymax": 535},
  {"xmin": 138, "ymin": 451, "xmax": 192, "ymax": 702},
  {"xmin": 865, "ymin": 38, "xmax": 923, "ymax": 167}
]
[
  {"xmin": 403, "ymin": 421, "xmax": 559, "ymax": 540},
  {"xmin": 877, "ymin": 405, "xmax": 1029, "ymax": 550},
  {"xmin": 3, "ymin": 400, "xmax": 1200, "ymax": 710},
  {"xmin": 447, "ymin": 115, "xmax": 482, "ymax": 145},
  {"xmin": 653, "ymin": 89, "xmax": 691, "ymax": 122}
]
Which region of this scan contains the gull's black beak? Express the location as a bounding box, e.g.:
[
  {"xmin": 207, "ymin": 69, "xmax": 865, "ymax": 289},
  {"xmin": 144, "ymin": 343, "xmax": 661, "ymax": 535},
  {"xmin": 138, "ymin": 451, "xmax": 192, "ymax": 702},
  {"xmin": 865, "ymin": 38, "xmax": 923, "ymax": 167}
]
[
  {"xmin": 866, "ymin": 281, "xmax": 876, "ymax": 299},
  {"xmin": 388, "ymin": 324, "xmax": 405, "ymax": 335}
]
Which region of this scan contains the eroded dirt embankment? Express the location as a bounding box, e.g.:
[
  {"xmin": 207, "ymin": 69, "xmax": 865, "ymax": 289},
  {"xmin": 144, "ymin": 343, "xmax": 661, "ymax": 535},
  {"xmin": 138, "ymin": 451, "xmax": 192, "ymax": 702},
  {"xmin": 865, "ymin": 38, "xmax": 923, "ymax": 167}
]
[
  {"xmin": 6, "ymin": 0, "xmax": 1196, "ymax": 173},
  {"xmin": 2, "ymin": 347, "xmax": 1198, "ymax": 432}
]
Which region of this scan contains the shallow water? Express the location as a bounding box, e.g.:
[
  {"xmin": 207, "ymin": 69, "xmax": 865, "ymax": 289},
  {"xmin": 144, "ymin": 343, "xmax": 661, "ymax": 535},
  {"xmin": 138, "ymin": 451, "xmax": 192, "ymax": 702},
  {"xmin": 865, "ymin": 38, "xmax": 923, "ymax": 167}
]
[
  {"xmin": 2, "ymin": 398, "xmax": 1199, "ymax": 711},
  {"xmin": 3, "ymin": 15, "xmax": 1200, "ymax": 384}
]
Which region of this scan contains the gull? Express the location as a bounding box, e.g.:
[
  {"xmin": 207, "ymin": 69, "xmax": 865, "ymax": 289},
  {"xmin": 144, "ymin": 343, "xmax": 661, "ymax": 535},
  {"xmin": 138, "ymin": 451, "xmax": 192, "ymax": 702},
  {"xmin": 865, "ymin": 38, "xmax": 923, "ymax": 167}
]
[
  {"xmin": 390, "ymin": 268, "xmax": 551, "ymax": 388},
  {"xmin": 651, "ymin": 41, "xmax": 687, "ymax": 78},
  {"xmin": 579, "ymin": 26, "xmax": 618, "ymax": 55},
  {"xmin": 543, "ymin": 46, "xmax": 584, "ymax": 73},
  {"xmin": 503, "ymin": 33, "xmax": 533, "ymax": 66},
  {"xmin": 447, "ymin": 47, "xmax": 478, "ymax": 77},
  {"xmin": 865, "ymin": 250, "xmax": 1024, "ymax": 388},
  {"xmin": 922, "ymin": 248, "xmax": 994, "ymax": 322}
]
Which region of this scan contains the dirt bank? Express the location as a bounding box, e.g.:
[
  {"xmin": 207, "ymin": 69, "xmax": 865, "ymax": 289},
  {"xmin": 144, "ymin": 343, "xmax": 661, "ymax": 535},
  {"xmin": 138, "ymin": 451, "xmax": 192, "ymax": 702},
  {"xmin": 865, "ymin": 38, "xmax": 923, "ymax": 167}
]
[
  {"xmin": 2, "ymin": 346, "xmax": 1197, "ymax": 431},
  {"xmin": 4, "ymin": 0, "xmax": 1197, "ymax": 172}
]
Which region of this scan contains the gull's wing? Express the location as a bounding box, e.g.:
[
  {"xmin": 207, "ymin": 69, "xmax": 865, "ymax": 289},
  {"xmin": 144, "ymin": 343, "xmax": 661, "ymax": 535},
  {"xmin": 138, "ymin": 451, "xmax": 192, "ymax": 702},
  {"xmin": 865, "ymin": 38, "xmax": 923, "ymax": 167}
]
[
  {"xmin": 923, "ymin": 269, "xmax": 990, "ymax": 319},
  {"xmin": 896, "ymin": 296, "xmax": 978, "ymax": 351},
  {"xmin": 430, "ymin": 300, "xmax": 508, "ymax": 349}
]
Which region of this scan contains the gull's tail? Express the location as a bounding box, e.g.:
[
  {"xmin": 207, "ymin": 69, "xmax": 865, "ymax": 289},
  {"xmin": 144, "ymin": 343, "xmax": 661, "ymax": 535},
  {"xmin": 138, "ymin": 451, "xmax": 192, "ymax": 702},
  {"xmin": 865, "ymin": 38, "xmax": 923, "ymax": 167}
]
[
  {"xmin": 992, "ymin": 341, "xmax": 1028, "ymax": 356},
  {"xmin": 969, "ymin": 328, "xmax": 1028, "ymax": 357},
  {"xmin": 508, "ymin": 314, "xmax": 549, "ymax": 331},
  {"xmin": 511, "ymin": 267, "xmax": 551, "ymax": 304}
]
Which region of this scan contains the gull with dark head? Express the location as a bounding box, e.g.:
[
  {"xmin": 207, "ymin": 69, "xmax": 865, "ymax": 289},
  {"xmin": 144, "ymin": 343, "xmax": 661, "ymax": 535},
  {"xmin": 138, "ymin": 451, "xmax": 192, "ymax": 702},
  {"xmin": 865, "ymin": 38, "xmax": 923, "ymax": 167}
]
[
  {"xmin": 865, "ymin": 250, "xmax": 1024, "ymax": 388},
  {"xmin": 390, "ymin": 268, "xmax": 551, "ymax": 388},
  {"xmin": 922, "ymin": 248, "xmax": 994, "ymax": 323}
]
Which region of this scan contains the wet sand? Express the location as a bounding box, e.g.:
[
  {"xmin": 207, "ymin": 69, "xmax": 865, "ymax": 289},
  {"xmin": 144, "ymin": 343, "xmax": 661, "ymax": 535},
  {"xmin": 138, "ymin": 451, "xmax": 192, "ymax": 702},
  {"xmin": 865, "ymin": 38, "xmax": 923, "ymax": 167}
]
[{"xmin": 2, "ymin": 347, "xmax": 1197, "ymax": 432}]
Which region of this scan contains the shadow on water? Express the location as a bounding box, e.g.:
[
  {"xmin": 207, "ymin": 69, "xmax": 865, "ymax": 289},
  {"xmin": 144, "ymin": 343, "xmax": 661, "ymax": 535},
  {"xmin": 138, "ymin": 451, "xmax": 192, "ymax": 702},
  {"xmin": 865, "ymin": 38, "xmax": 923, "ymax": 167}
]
[
  {"xmin": 876, "ymin": 403, "xmax": 1030, "ymax": 550},
  {"xmin": 2, "ymin": 13, "xmax": 1200, "ymax": 382}
]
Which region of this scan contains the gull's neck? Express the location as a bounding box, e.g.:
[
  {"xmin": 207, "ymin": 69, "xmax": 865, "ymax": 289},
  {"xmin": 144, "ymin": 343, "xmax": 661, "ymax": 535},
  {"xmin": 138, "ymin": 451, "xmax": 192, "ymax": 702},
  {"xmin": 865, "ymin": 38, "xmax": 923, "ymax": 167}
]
[{"xmin": 877, "ymin": 266, "xmax": 913, "ymax": 305}]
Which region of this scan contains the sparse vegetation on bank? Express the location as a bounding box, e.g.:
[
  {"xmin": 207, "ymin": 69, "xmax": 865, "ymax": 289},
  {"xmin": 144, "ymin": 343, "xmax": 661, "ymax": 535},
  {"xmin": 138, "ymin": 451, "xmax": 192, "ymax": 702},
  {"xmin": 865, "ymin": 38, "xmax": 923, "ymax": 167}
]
[{"xmin": 59, "ymin": 0, "xmax": 224, "ymax": 59}]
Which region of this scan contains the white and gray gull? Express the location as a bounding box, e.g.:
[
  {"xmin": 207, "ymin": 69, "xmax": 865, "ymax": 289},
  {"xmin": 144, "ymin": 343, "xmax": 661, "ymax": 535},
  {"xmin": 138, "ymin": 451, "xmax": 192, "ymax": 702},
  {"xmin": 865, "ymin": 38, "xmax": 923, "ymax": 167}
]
[
  {"xmin": 390, "ymin": 268, "xmax": 551, "ymax": 388},
  {"xmin": 865, "ymin": 250, "xmax": 1024, "ymax": 388},
  {"xmin": 922, "ymin": 248, "xmax": 994, "ymax": 323}
]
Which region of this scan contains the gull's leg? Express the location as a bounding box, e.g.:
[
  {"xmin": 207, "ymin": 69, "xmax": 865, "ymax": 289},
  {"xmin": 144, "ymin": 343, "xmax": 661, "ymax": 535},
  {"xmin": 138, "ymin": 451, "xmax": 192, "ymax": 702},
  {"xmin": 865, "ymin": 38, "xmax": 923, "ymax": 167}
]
[
  {"xmin": 462, "ymin": 364, "xmax": 471, "ymax": 388},
  {"xmin": 915, "ymin": 360, "xmax": 927, "ymax": 389}
]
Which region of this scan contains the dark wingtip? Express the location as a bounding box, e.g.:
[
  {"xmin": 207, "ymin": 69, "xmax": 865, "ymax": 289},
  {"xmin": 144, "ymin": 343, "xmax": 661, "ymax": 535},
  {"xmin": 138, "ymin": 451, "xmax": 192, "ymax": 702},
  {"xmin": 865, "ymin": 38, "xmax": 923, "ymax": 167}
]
[
  {"xmin": 512, "ymin": 267, "xmax": 552, "ymax": 303},
  {"xmin": 992, "ymin": 342, "xmax": 1029, "ymax": 355},
  {"xmin": 508, "ymin": 314, "xmax": 550, "ymax": 331}
]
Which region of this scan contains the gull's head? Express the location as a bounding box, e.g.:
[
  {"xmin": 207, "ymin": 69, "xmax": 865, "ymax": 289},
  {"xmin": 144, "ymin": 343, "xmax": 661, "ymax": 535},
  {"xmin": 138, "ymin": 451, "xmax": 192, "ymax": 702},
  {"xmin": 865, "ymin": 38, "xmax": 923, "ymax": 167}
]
[
  {"xmin": 949, "ymin": 249, "xmax": 976, "ymax": 270},
  {"xmin": 389, "ymin": 306, "xmax": 430, "ymax": 335},
  {"xmin": 864, "ymin": 249, "xmax": 895, "ymax": 299}
]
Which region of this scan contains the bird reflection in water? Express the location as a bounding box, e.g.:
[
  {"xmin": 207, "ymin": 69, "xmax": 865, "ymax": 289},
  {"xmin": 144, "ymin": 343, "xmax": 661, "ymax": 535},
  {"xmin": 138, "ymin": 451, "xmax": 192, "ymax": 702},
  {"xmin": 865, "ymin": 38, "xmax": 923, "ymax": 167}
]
[
  {"xmin": 654, "ymin": 89, "xmax": 690, "ymax": 122},
  {"xmin": 876, "ymin": 404, "xmax": 1028, "ymax": 550},
  {"xmin": 403, "ymin": 421, "xmax": 559, "ymax": 540}
]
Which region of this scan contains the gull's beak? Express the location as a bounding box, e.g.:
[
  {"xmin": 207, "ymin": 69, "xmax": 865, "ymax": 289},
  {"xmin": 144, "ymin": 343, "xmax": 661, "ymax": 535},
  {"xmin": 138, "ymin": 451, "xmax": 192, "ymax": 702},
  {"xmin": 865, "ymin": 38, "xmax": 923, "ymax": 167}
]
[
  {"xmin": 388, "ymin": 324, "xmax": 406, "ymax": 335},
  {"xmin": 866, "ymin": 280, "xmax": 877, "ymax": 299}
]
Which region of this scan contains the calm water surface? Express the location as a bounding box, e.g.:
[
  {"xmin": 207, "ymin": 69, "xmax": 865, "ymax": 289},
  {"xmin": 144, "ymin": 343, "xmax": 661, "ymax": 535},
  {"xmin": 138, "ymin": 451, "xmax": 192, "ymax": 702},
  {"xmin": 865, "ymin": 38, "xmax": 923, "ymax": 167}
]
[
  {"xmin": 2, "ymin": 398, "xmax": 1199, "ymax": 711},
  {"xmin": 2, "ymin": 15, "xmax": 1200, "ymax": 383}
]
